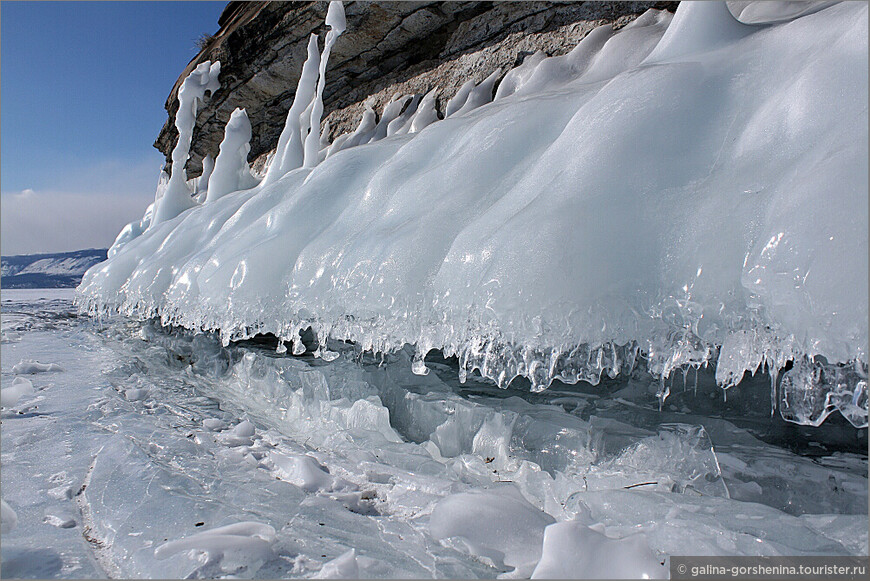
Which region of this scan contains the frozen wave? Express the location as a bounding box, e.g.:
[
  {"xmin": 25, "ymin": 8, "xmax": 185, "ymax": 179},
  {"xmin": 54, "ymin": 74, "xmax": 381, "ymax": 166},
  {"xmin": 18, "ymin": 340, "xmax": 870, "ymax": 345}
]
[{"xmin": 78, "ymin": 2, "xmax": 868, "ymax": 426}]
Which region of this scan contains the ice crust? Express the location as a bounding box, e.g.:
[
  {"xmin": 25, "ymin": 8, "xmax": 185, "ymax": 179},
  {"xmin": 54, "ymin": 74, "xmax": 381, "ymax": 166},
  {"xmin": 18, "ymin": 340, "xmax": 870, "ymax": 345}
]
[{"xmin": 78, "ymin": 2, "xmax": 868, "ymax": 427}]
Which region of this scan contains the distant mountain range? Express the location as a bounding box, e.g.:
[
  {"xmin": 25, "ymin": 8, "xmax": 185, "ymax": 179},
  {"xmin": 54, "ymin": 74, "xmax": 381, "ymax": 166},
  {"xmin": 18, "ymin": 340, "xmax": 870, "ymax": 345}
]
[{"xmin": 1, "ymin": 248, "xmax": 108, "ymax": 289}]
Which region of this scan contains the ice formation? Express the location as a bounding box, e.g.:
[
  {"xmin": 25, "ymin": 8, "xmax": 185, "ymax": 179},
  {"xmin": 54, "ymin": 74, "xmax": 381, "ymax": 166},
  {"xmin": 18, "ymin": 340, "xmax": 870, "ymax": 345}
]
[
  {"xmin": 151, "ymin": 60, "xmax": 220, "ymax": 225},
  {"xmin": 1, "ymin": 499, "xmax": 16, "ymax": 534},
  {"xmin": 0, "ymin": 377, "xmax": 33, "ymax": 408},
  {"xmin": 10, "ymin": 360, "xmax": 62, "ymax": 374},
  {"xmin": 78, "ymin": 2, "xmax": 868, "ymax": 427},
  {"xmin": 531, "ymin": 521, "xmax": 666, "ymax": 579},
  {"xmin": 429, "ymin": 486, "xmax": 555, "ymax": 577},
  {"xmin": 1, "ymin": 290, "xmax": 867, "ymax": 577},
  {"xmin": 303, "ymin": 0, "xmax": 346, "ymax": 168},
  {"xmin": 206, "ymin": 108, "xmax": 258, "ymax": 203}
]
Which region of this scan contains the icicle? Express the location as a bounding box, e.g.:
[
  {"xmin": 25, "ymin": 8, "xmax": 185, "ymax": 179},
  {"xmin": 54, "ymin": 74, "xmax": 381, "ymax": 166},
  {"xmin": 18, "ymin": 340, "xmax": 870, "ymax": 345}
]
[
  {"xmin": 151, "ymin": 60, "xmax": 220, "ymax": 226},
  {"xmin": 303, "ymin": 1, "xmax": 346, "ymax": 168},
  {"xmin": 206, "ymin": 108, "xmax": 256, "ymax": 203},
  {"xmin": 657, "ymin": 375, "xmax": 669, "ymax": 410},
  {"xmin": 262, "ymin": 34, "xmax": 320, "ymax": 185},
  {"xmin": 769, "ymin": 364, "xmax": 779, "ymax": 418}
]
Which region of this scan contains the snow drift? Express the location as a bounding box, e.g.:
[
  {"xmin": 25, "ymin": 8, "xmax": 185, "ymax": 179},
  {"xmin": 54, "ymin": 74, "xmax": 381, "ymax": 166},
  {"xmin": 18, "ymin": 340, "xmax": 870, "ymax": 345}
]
[{"xmin": 78, "ymin": 2, "xmax": 868, "ymax": 427}]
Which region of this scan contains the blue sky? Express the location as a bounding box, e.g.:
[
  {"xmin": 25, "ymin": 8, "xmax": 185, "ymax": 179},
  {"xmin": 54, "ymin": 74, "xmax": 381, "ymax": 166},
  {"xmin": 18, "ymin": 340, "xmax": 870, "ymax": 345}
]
[{"xmin": 1, "ymin": 1, "xmax": 226, "ymax": 255}]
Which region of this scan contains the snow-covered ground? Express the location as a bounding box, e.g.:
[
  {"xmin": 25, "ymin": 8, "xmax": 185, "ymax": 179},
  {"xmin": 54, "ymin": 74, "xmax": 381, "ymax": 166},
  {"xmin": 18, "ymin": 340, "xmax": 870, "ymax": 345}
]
[{"xmin": 1, "ymin": 290, "xmax": 866, "ymax": 578}]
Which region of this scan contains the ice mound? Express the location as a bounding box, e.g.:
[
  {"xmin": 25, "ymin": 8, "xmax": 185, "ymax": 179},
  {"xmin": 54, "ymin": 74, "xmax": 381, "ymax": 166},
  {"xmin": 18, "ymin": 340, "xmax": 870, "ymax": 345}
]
[
  {"xmin": 1, "ymin": 499, "xmax": 17, "ymax": 534},
  {"xmin": 155, "ymin": 521, "xmax": 276, "ymax": 577},
  {"xmin": 531, "ymin": 521, "xmax": 666, "ymax": 579},
  {"xmin": 267, "ymin": 452, "xmax": 357, "ymax": 493},
  {"xmin": 78, "ymin": 2, "xmax": 868, "ymax": 426},
  {"xmin": 10, "ymin": 360, "xmax": 62, "ymax": 375},
  {"xmin": 1, "ymin": 377, "xmax": 34, "ymax": 408},
  {"xmin": 430, "ymin": 485, "xmax": 555, "ymax": 578},
  {"xmin": 313, "ymin": 549, "xmax": 384, "ymax": 579}
]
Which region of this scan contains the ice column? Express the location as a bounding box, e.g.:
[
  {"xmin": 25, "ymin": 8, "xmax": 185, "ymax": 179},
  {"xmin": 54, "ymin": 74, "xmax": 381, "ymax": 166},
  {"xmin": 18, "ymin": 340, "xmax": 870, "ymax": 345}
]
[
  {"xmin": 151, "ymin": 60, "xmax": 220, "ymax": 226},
  {"xmin": 303, "ymin": 1, "xmax": 347, "ymax": 168},
  {"xmin": 262, "ymin": 35, "xmax": 320, "ymax": 185},
  {"xmin": 196, "ymin": 155, "xmax": 215, "ymax": 199},
  {"xmin": 206, "ymin": 108, "xmax": 257, "ymax": 203}
]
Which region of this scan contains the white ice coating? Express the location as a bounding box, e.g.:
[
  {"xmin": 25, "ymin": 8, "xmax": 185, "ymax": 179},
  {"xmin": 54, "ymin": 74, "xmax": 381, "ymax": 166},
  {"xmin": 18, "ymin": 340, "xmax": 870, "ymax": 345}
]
[
  {"xmin": 206, "ymin": 108, "xmax": 258, "ymax": 203},
  {"xmin": 337, "ymin": 101, "xmax": 377, "ymax": 151},
  {"xmin": 151, "ymin": 60, "xmax": 220, "ymax": 226},
  {"xmin": 79, "ymin": 2, "xmax": 868, "ymax": 427},
  {"xmin": 494, "ymin": 51, "xmax": 546, "ymax": 101}
]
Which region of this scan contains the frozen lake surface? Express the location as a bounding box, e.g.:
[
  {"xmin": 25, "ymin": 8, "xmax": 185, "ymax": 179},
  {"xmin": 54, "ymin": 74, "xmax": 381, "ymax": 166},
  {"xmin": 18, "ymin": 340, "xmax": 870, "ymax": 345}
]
[{"xmin": 1, "ymin": 289, "xmax": 866, "ymax": 578}]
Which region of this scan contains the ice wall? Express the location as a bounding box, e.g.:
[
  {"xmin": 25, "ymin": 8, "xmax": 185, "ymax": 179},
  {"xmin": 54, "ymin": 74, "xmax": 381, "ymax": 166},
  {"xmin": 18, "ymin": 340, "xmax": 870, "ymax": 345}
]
[{"xmin": 79, "ymin": 2, "xmax": 868, "ymax": 427}]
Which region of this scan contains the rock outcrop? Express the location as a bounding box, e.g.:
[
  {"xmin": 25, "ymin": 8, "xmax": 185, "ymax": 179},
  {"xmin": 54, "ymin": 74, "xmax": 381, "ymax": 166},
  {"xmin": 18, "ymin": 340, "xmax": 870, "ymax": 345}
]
[{"xmin": 155, "ymin": 1, "xmax": 678, "ymax": 176}]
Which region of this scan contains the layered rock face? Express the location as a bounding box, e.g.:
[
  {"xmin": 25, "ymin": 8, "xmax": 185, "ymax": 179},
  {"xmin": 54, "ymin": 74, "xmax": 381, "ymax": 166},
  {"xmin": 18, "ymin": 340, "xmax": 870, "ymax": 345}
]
[{"xmin": 155, "ymin": 1, "xmax": 677, "ymax": 176}]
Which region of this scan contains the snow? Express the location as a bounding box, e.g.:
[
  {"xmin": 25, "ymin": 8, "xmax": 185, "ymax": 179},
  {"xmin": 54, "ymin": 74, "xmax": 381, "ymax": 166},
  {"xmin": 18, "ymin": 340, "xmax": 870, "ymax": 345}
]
[
  {"xmin": 154, "ymin": 522, "xmax": 277, "ymax": 577},
  {"xmin": 1, "ymin": 292, "xmax": 866, "ymax": 578},
  {"xmin": 1, "ymin": 376, "xmax": 34, "ymax": 407},
  {"xmin": 14, "ymin": 257, "xmax": 101, "ymax": 277}
]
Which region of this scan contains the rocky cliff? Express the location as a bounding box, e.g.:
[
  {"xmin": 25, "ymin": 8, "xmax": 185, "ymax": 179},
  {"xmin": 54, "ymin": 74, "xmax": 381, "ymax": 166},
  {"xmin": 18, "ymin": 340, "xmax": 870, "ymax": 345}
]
[{"xmin": 155, "ymin": 1, "xmax": 677, "ymax": 176}]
